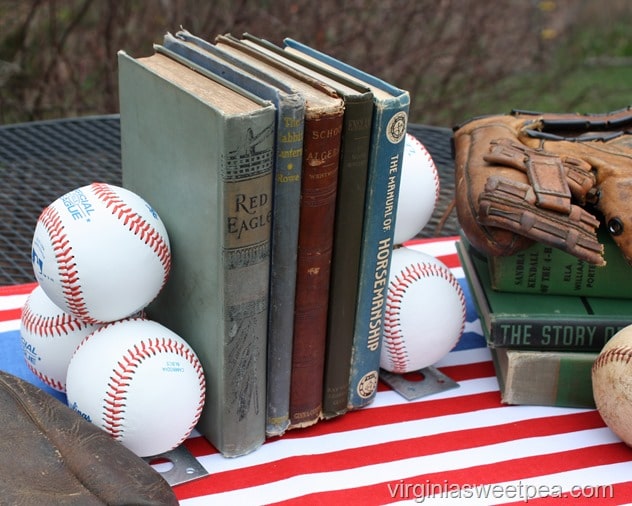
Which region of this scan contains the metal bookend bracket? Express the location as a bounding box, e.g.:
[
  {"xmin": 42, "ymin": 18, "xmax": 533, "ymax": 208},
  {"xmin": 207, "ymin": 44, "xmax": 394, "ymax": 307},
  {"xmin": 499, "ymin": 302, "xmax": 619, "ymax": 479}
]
[
  {"xmin": 144, "ymin": 444, "xmax": 209, "ymax": 487},
  {"xmin": 380, "ymin": 366, "xmax": 460, "ymax": 401}
]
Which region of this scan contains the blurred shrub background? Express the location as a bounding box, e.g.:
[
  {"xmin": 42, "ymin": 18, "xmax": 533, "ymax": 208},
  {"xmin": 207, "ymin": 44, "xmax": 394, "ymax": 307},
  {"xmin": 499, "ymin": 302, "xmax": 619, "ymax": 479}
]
[{"xmin": 0, "ymin": 0, "xmax": 630, "ymax": 127}]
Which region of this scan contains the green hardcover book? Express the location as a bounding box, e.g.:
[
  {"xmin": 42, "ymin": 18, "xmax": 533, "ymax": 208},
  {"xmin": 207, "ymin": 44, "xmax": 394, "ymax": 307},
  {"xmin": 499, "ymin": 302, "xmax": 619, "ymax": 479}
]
[
  {"xmin": 488, "ymin": 227, "xmax": 632, "ymax": 299},
  {"xmin": 456, "ymin": 235, "xmax": 632, "ymax": 352},
  {"xmin": 162, "ymin": 30, "xmax": 306, "ymax": 438},
  {"xmin": 119, "ymin": 47, "xmax": 275, "ymax": 457},
  {"xmin": 490, "ymin": 347, "xmax": 597, "ymax": 408},
  {"xmin": 239, "ymin": 33, "xmax": 375, "ymax": 418}
]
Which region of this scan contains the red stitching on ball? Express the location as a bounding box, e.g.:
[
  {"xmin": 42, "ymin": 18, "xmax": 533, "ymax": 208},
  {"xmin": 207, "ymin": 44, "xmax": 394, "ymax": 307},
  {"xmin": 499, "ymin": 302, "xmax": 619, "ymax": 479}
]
[
  {"xmin": 22, "ymin": 299, "xmax": 92, "ymax": 338},
  {"xmin": 419, "ymin": 144, "xmax": 440, "ymax": 203},
  {"xmin": 25, "ymin": 361, "xmax": 65, "ymax": 391},
  {"xmin": 593, "ymin": 346, "xmax": 632, "ymax": 372},
  {"xmin": 408, "ymin": 136, "xmax": 440, "ymax": 203},
  {"xmin": 91, "ymin": 183, "xmax": 171, "ymax": 288},
  {"xmin": 39, "ymin": 206, "xmax": 95, "ymax": 322},
  {"xmin": 383, "ymin": 260, "xmax": 466, "ymax": 372},
  {"xmin": 99, "ymin": 331, "xmax": 205, "ymax": 444}
]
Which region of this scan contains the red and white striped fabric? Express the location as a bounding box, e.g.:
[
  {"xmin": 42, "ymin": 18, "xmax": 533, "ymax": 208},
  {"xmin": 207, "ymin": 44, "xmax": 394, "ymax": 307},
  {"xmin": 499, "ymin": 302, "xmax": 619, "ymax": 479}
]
[{"xmin": 2, "ymin": 237, "xmax": 631, "ymax": 505}]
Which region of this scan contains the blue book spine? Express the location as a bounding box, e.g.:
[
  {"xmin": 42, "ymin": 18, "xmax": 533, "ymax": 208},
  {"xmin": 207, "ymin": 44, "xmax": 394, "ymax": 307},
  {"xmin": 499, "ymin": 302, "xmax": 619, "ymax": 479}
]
[
  {"xmin": 283, "ymin": 39, "xmax": 410, "ymax": 410},
  {"xmin": 165, "ymin": 32, "xmax": 305, "ymax": 436},
  {"xmin": 348, "ymin": 101, "xmax": 409, "ymax": 409}
]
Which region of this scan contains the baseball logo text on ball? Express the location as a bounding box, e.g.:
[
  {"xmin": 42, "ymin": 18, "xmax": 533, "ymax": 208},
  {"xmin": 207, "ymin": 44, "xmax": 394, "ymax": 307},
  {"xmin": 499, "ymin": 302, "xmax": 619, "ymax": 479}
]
[
  {"xmin": 20, "ymin": 284, "xmax": 104, "ymax": 392},
  {"xmin": 65, "ymin": 318, "xmax": 205, "ymax": 457},
  {"xmin": 31, "ymin": 183, "xmax": 171, "ymax": 323}
]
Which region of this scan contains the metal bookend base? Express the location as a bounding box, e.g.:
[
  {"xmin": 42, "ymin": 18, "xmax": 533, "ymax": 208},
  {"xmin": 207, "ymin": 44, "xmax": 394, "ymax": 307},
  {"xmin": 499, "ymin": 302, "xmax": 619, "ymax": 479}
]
[
  {"xmin": 380, "ymin": 366, "xmax": 459, "ymax": 401},
  {"xmin": 144, "ymin": 445, "xmax": 209, "ymax": 486}
]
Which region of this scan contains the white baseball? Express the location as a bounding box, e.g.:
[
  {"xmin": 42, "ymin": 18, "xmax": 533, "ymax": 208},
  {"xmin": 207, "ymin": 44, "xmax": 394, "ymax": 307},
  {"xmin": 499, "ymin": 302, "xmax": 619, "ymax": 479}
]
[
  {"xmin": 592, "ymin": 324, "xmax": 632, "ymax": 446},
  {"xmin": 66, "ymin": 318, "xmax": 205, "ymax": 457},
  {"xmin": 381, "ymin": 247, "xmax": 466, "ymax": 373},
  {"xmin": 31, "ymin": 182, "xmax": 171, "ymax": 323},
  {"xmin": 393, "ymin": 133, "xmax": 440, "ymax": 245},
  {"xmin": 20, "ymin": 284, "xmax": 104, "ymax": 392}
]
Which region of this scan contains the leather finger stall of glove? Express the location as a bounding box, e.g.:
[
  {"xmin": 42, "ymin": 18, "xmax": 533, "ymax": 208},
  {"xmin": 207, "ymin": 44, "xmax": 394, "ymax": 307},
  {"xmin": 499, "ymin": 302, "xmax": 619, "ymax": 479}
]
[{"xmin": 453, "ymin": 107, "xmax": 632, "ymax": 266}]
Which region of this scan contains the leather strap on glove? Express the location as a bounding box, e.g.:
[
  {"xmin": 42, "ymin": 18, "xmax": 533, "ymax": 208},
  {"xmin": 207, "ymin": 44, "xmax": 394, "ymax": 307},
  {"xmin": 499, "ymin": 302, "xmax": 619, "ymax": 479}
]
[{"xmin": 453, "ymin": 107, "xmax": 632, "ymax": 265}]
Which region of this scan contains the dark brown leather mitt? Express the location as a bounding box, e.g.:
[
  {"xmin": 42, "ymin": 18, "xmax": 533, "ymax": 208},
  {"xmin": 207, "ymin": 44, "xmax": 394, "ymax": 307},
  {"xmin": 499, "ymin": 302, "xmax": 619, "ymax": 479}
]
[
  {"xmin": 453, "ymin": 107, "xmax": 632, "ymax": 266},
  {"xmin": 0, "ymin": 369, "xmax": 178, "ymax": 505}
]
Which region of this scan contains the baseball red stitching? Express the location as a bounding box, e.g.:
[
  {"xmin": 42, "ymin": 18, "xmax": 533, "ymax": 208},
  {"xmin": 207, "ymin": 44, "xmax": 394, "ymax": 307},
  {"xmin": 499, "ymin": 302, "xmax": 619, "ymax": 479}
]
[
  {"xmin": 22, "ymin": 299, "xmax": 92, "ymax": 338},
  {"xmin": 25, "ymin": 364, "xmax": 65, "ymax": 391},
  {"xmin": 94, "ymin": 330, "xmax": 205, "ymax": 447},
  {"xmin": 21, "ymin": 291, "xmax": 92, "ymax": 392},
  {"xmin": 593, "ymin": 346, "xmax": 632, "ymax": 371},
  {"xmin": 419, "ymin": 144, "xmax": 441, "ymax": 204},
  {"xmin": 383, "ymin": 261, "xmax": 465, "ymax": 373},
  {"xmin": 91, "ymin": 182, "xmax": 171, "ymax": 285},
  {"xmin": 21, "ymin": 299, "xmax": 93, "ymax": 392},
  {"xmin": 38, "ymin": 205, "xmax": 93, "ymax": 321},
  {"xmin": 408, "ymin": 136, "xmax": 440, "ymax": 203},
  {"xmin": 40, "ymin": 183, "xmax": 171, "ymax": 323}
]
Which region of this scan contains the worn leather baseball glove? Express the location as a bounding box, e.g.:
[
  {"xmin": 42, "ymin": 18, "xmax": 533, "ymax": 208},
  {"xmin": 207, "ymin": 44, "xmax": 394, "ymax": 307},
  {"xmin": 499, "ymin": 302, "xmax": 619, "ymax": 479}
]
[
  {"xmin": 453, "ymin": 107, "xmax": 632, "ymax": 266},
  {"xmin": 0, "ymin": 370, "xmax": 178, "ymax": 505}
]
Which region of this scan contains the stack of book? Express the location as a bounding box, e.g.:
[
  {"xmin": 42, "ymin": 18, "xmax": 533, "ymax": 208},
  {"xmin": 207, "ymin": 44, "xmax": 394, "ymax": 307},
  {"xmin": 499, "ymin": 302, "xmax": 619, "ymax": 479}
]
[
  {"xmin": 118, "ymin": 30, "xmax": 410, "ymax": 457},
  {"xmin": 457, "ymin": 229, "xmax": 632, "ymax": 409}
]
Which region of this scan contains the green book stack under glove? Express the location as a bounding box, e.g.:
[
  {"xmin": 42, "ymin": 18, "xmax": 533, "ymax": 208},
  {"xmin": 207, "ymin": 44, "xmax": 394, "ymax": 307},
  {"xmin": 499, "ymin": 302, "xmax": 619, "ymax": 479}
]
[{"xmin": 455, "ymin": 236, "xmax": 627, "ymax": 408}]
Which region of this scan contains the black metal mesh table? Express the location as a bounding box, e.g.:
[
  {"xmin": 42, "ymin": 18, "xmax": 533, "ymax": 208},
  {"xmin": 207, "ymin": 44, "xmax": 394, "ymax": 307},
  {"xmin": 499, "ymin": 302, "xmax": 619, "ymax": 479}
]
[{"xmin": 0, "ymin": 116, "xmax": 457, "ymax": 286}]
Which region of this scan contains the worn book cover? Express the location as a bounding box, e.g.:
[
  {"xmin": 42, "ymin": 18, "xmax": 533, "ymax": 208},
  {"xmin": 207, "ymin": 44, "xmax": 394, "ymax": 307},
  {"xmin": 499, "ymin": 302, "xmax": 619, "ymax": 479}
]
[
  {"xmin": 457, "ymin": 235, "xmax": 632, "ymax": 352},
  {"xmin": 162, "ymin": 30, "xmax": 306, "ymax": 438},
  {"xmin": 214, "ymin": 34, "xmax": 345, "ymax": 428},
  {"xmin": 239, "ymin": 33, "xmax": 376, "ymax": 418},
  {"xmin": 283, "ymin": 38, "xmax": 410, "ymax": 411},
  {"xmin": 491, "ymin": 347, "xmax": 597, "ymax": 408},
  {"xmin": 119, "ymin": 47, "xmax": 275, "ymax": 456}
]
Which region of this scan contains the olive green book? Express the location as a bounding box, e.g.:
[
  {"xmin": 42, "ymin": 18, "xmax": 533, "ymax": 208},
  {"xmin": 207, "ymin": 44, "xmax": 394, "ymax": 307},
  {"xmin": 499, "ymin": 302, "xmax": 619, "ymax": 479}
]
[
  {"xmin": 488, "ymin": 227, "xmax": 632, "ymax": 299},
  {"xmin": 119, "ymin": 46, "xmax": 275, "ymax": 457},
  {"xmin": 456, "ymin": 235, "xmax": 632, "ymax": 352}
]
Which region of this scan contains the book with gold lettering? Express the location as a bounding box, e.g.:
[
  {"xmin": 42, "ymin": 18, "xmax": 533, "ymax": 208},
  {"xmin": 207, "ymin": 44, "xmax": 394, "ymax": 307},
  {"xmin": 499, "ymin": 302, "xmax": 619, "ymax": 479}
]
[
  {"xmin": 457, "ymin": 234, "xmax": 632, "ymax": 352},
  {"xmin": 162, "ymin": 30, "xmax": 306, "ymax": 438},
  {"xmin": 119, "ymin": 46, "xmax": 275, "ymax": 456},
  {"xmin": 212, "ymin": 34, "xmax": 345, "ymax": 429},
  {"xmin": 282, "ymin": 38, "xmax": 410, "ymax": 411},
  {"xmin": 238, "ymin": 33, "xmax": 376, "ymax": 419}
]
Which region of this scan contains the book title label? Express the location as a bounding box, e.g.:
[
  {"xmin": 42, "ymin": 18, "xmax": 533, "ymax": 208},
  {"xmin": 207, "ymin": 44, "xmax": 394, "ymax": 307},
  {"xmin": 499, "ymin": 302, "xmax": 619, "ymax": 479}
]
[
  {"xmin": 382, "ymin": 154, "xmax": 400, "ymax": 232},
  {"xmin": 226, "ymin": 185, "xmax": 272, "ymax": 245},
  {"xmin": 497, "ymin": 323, "xmax": 626, "ymax": 348},
  {"xmin": 367, "ymin": 237, "xmax": 391, "ymax": 351}
]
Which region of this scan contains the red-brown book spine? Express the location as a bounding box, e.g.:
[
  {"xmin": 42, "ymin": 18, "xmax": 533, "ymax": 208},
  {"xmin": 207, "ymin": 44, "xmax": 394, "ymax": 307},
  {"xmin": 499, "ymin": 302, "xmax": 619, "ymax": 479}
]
[{"xmin": 289, "ymin": 112, "xmax": 343, "ymax": 428}]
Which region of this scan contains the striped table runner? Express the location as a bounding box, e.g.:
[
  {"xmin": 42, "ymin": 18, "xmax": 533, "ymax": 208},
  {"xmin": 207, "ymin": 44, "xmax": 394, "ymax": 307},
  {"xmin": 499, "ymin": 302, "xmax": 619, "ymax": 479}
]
[{"xmin": 1, "ymin": 237, "xmax": 631, "ymax": 505}]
